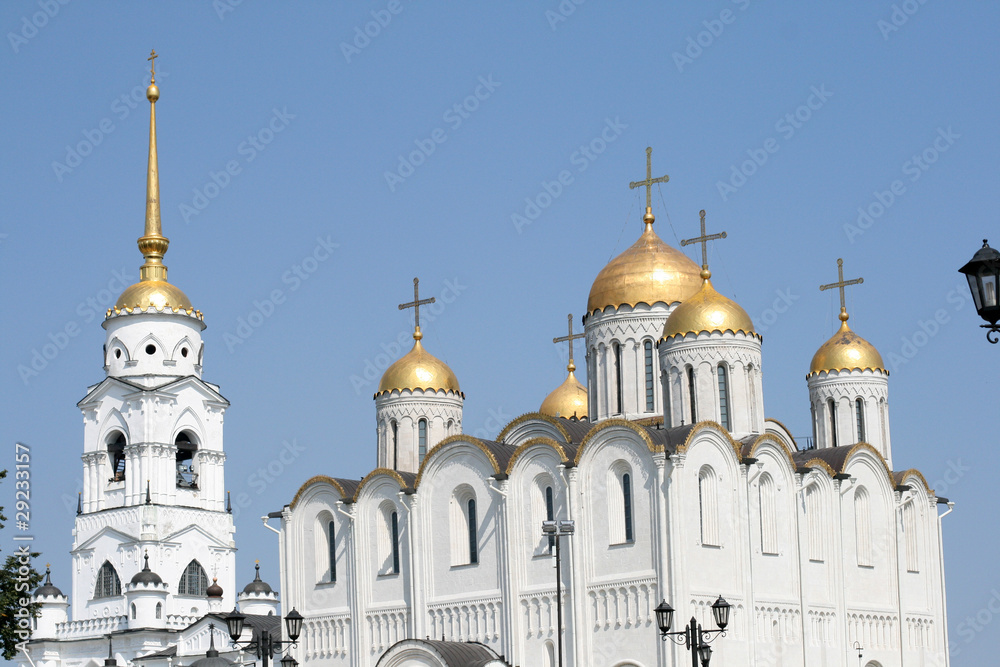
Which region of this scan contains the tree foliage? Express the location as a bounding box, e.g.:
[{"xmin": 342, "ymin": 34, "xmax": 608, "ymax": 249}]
[{"xmin": 0, "ymin": 468, "xmax": 44, "ymax": 660}]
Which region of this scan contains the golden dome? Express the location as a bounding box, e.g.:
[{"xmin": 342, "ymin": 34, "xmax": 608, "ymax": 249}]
[
  {"xmin": 661, "ymin": 273, "xmax": 754, "ymax": 340},
  {"xmin": 808, "ymin": 311, "xmax": 885, "ymax": 377},
  {"xmin": 376, "ymin": 331, "xmax": 462, "ymax": 397},
  {"xmin": 540, "ymin": 366, "xmax": 588, "ymax": 419},
  {"xmin": 115, "ymin": 280, "xmax": 192, "ymax": 311},
  {"xmin": 587, "ymin": 211, "xmax": 702, "ymax": 314}
]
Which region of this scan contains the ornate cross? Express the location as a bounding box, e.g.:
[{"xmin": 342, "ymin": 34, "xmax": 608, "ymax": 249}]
[
  {"xmin": 819, "ymin": 258, "xmax": 863, "ymax": 311},
  {"xmin": 681, "ymin": 209, "xmax": 727, "ymax": 269},
  {"xmin": 553, "ymin": 313, "xmax": 585, "ymax": 370},
  {"xmin": 629, "ymin": 146, "xmax": 669, "ymax": 211},
  {"xmin": 398, "ymin": 277, "xmax": 435, "ymax": 331},
  {"xmin": 147, "ymin": 49, "xmax": 158, "ymax": 83}
]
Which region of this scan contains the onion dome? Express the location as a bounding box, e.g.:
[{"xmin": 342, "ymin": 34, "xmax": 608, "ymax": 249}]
[
  {"xmin": 540, "ymin": 362, "xmax": 588, "ymax": 419},
  {"xmin": 587, "ymin": 210, "xmax": 702, "ymax": 314},
  {"xmin": 376, "ymin": 328, "xmax": 462, "ymax": 397},
  {"xmin": 242, "ymin": 562, "xmax": 273, "ymax": 595},
  {"xmin": 206, "ymin": 577, "xmax": 224, "ymax": 598},
  {"xmin": 661, "ymin": 269, "xmax": 754, "ymax": 340},
  {"xmin": 35, "ymin": 564, "xmax": 64, "ymax": 598},
  {"xmin": 112, "ymin": 58, "xmax": 197, "ymax": 316},
  {"xmin": 809, "ymin": 309, "xmax": 885, "ymax": 377},
  {"xmin": 131, "ymin": 552, "xmax": 163, "ymax": 585}
]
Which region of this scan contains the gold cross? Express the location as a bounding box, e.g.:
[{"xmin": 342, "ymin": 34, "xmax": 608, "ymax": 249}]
[
  {"xmin": 819, "ymin": 258, "xmax": 863, "ymax": 311},
  {"xmin": 148, "ymin": 49, "xmax": 158, "ymax": 84},
  {"xmin": 398, "ymin": 277, "xmax": 435, "ymax": 332},
  {"xmin": 681, "ymin": 209, "xmax": 727, "ymax": 269},
  {"xmin": 629, "ymin": 146, "xmax": 669, "ymax": 211},
  {"xmin": 553, "ymin": 313, "xmax": 585, "ymax": 371}
]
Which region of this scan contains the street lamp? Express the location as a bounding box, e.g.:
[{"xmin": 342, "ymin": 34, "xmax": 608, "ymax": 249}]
[
  {"xmin": 541, "ymin": 519, "xmax": 575, "ymax": 667},
  {"xmin": 654, "ymin": 595, "xmax": 731, "ymax": 667},
  {"xmin": 852, "ymin": 641, "xmax": 864, "ymax": 667},
  {"xmin": 959, "ymin": 239, "xmax": 1000, "ymax": 343},
  {"xmin": 225, "ymin": 606, "xmax": 303, "ymax": 667}
]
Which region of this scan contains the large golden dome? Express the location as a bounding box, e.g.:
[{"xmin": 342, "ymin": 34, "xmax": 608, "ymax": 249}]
[
  {"xmin": 809, "ymin": 311, "xmax": 885, "ymax": 377},
  {"xmin": 539, "ymin": 365, "xmax": 588, "ymax": 419},
  {"xmin": 661, "ymin": 274, "xmax": 754, "ymax": 340},
  {"xmin": 115, "ymin": 279, "xmax": 193, "ymax": 312},
  {"xmin": 376, "ymin": 332, "xmax": 462, "ymax": 397},
  {"xmin": 587, "ymin": 212, "xmax": 702, "ymax": 315}
]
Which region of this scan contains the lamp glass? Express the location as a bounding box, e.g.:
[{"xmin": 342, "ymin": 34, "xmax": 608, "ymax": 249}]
[
  {"xmin": 280, "ymin": 655, "xmax": 298, "ymax": 667},
  {"xmin": 654, "ymin": 600, "xmax": 674, "ymax": 633},
  {"xmin": 698, "ymin": 643, "xmax": 713, "ymax": 665},
  {"xmin": 284, "ymin": 608, "xmax": 304, "ymax": 641},
  {"xmin": 959, "ymin": 240, "xmax": 1000, "ymax": 325},
  {"xmin": 541, "ymin": 520, "xmax": 557, "ymax": 535},
  {"xmin": 711, "ymin": 595, "xmax": 731, "ymax": 630},
  {"xmin": 225, "ymin": 608, "xmax": 246, "ymax": 641}
]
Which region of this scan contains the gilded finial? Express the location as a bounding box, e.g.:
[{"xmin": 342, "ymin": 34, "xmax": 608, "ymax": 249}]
[
  {"xmin": 681, "ymin": 209, "xmax": 727, "ymax": 280},
  {"xmin": 137, "ymin": 50, "xmax": 169, "ymax": 284},
  {"xmin": 399, "ymin": 277, "xmax": 435, "ymax": 341},
  {"xmin": 820, "ymin": 258, "xmax": 863, "ymax": 323}
]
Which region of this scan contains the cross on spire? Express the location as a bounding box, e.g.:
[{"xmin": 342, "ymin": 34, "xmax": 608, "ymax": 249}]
[
  {"xmin": 820, "ymin": 258, "xmax": 863, "ymax": 318},
  {"xmin": 398, "ymin": 277, "xmax": 436, "ymax": 339},
  {"xmin": 147, "ymin": 49, "xmax": 158, "ymax": 84},
  {"xmin": 552, "ymin": 314, "xmax": 585, "ymax": 372},
  {"xmin": 629, "ymin": 146, "xmax": 670, "ymax": 212},
  {"xmin": 681, "ymin": 209, "xmax": 727, "ymax": 271}
]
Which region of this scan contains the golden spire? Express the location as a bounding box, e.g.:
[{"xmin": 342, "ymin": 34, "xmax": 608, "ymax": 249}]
[
  {"xmin": 809, "ymin": 258, "xmax": 884, "ymax": 377},
  {"xmin": 137, "ymin": 49, "xmax": 169, "ymax": 284},
  {"xmin": 680, "ymin": 209, "xmax": 727, "ymax": 280}
]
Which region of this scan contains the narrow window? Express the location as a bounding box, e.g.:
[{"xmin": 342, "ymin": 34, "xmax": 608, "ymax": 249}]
[
  {"xmin": 391, "ymin": 420, "xmax": 399, "ymax": 469},
  {"xmin": 687, "ymin": 366, "xmax": 697, "ymax": 424},
  {"xmin": 903, "ymin": 503, "xmax": 919, "ymax": 573},
  {"xmin": 855, "ymin": 398, "xmax": 866, "ymax": 442},
  {"xmin": 806, "ymin": 486, "xmax": 823, "ymax": 561},
  {"xmin": 131, "ymin": 603, "xmax": 136, "ymax": 620},
  {"xmin": 644, "ymin": 341, "xmax": 655, "ymax": 412},
  {"xmin": 545, "ymin": 486, "xmax": 555, "ymax": 552},
  {"xmin": 177, "ymin": 560, "xmax": 208, "ymax": 596},
  {"xmin": 328, "ymin": 520, "xmax": 337, "ymax": 582},
  {"xmin": 759, "ymin": 473, "xmax": 778, "ymax": 554},
  {"xmin": 855, "ymin": 487, "xmax": 872, "ymax": 567},
  {"xmin": 391, "ymin": 511, "xmax": 400, "ymax": 574},
  {"xmin": 623, "ymin": 473, "xmax": 633, "ymax": 542},
  {"xmin": 747, "ymin": 364, "xmax": 757, "ymax": 426},
  {"xmin": 698, "ymin": 467, "xmax": 719, "ymax": 546},
  {"xmin": 418, "ymin": 419, "xmax": 427, "ymax": 463},
  {"xmin": 829, "ymin": 399, "xmax": 838, "ymax": 448},
  {"xmin": 468, "ymin": 499, "xmax": 478, "ymax": 564},
  {"xmin": 175, "ymin": 432, "xmax": 198, "ymax": 489},
  {"xmin": 95, "ymin": 561, "xmax": 121, "ymax": 599},
  {"xmin": 663, "ymin": 368, "xmax": 673, "ymax": 426},
  {"xmin": 613, "ymin": 342, "xmax": 623, "ymax": 414},
  {"xmin": 155, "ymin": 602, "xmax": 162, "ymax": 619},
  {"xmin": 717, "ymin": 365, "xmax": 731, "ymax": 430},
  {"xmin": 107, "ymin": 432, "xmax": 126, "ymax": 483}
]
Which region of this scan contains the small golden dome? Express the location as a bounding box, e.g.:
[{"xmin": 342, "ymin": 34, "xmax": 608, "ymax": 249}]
[
  {"xmin": 540, "ymin": 366, "xmax": 588, "ymax": 419},
  {"xmin": 115, "ymin": 280, "xmax": 192, "ymax": 311},
  {"xmin": 376, "ymin": 331, "xmax": 462, "ymax": 397},
  {"xmin": 661, "ymin": 274, "xmax": 754, "ymax": 340},
  {"xmin": 808, "ymin": 311, "xmax": 885, "ymax": 377},
  {"xmin": 587, "ymin": 212, "xmax": 702, "ymax": 314}
]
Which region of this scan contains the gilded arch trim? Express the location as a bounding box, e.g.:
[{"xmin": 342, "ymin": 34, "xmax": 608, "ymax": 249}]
[
  {"xmin": 674, "ymin": 421, "xmax": 743, "ymax": 460},
  {"xmin": 354, "ymin": 468, "xmax": 410, "ymax": 500},
  {"xmin": 496, "ymin": 412, "xmax": 572, "ymax": 444},
  {"xmin": 574, "ymin": 419, "xmax": 657, "ymax": 466},
  {"xmin": 505, "ymin": 437, "xmax": 570, "ymax": 475},
  {"xmin": 414, "ymin": 434, "xmax": 501, "ymax": 489},
  {"xmin": 290, "ymin": 475, "xmax": 354, "ymax": 510}
]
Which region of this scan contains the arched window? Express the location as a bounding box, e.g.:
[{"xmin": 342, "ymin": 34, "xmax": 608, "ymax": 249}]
[
  {"xmin": 687, "ymin": 366, "xmax": 697, "ymax": 424},
  {"xmin": 155, "ymin": 602, "xmax": 162, "ymax": 619},
  {"xmin": 107, "ymin": 432, "xmax": 126, "ymax": 483},
  {"xmin": 390, "ymin": 420, "xmax": 399, "ymax": 469},
  {"xmin": 377, "ymin": 502, "xmax": 400, "ymax": 575},
  {"xmin": 747, "ymin": 364, "xmax": 757, "ymax": 426},
  {"xmin": 450, "ymin": 487, "xmax": 478, "ymax": 566},
  {"xmin": 623, "ymin": 473, "xmax": 633, "ymax": 542},
  {"xmin": 805, "ymin": 485, "xmax": 823, "ymax": 561},
  {"xmin": 328, "ymin": 520, "xmax": 337, "ymax": 582},
  {"xmin": 545, "ymin": 641, "xmax": 556, "ymax": 667},
  {"xmin": 856, "ymin": 398, "xmax": 866, "ymax": 442},
  {"xmin": 698, "ymin": 467, "xmax": 719, "ymax": 546},
  {"xmin": 644, "ymin": 341, "xmax": 655, "ymax": 412},
  {"xmin": 545, "ymin": 486, "xmax": 555, "ymax": 552},
  {"xmin": 178, "ymin": 560, "xmax": 208, "ymax": 596},
  {"xmin": 175, "ymin": 431, "xmax": 198, "ymax": 489},
  {"xmin": 131, "ymin": 603, "xmax": 137, "ymax": 620},
  {"xmin": 717, "ymin": 365, "xmax": 731, "ymax": 430},
  {"xmin": 391, "ymin": 511, "xmax": 400, "ymax": 574},
  {"xmin": 663, "ymin": 367, "xmax": 673, "ymax": 426},
  {"xmin": 613, "ymin": 342, "xmax": 623, "ymax": 415},
  {"xmin": 418, "ymin": 419, "xmax": 428, "ymax": 463},
  {"xmin": 759, "ymin": 473, "xmax": 778, "ymax": 555},
  {"xmin": 903, "ymin": 502, "xmax": 919, "ymax": 573},
  {"xmin": 608, "ymin": 464, "xmax": 634, "ymax": 544},
  {"xmin": 828, "ymin": 399, "xmax": 838, "ymax": 448},
  {"xmin": 855, "ymin": 487, "xmax": 872, "ymax": 567},
  {"xmin": 879, "ymin": 398, "xmax": 888, "ymax": 447},
  {"xmin": 95, "ymin": 561, "xmax": 121, "ymax": 599}
]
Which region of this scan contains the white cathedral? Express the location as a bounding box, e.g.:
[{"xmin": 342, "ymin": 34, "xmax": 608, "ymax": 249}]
[{"xmin": 22, "ymin": 62, "xmax": 953, "ymax": 667}]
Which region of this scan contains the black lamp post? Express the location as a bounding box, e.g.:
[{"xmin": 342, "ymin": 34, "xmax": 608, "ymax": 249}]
[
  {"xmin": 959, "ymin": 239, "xmax": 1000, "ymax": 343},
  {"xmin": 654, "ymin": 595, "xmax": 731, "ymax": 667},
  {"xmin": 541, "ymin": 519, "xmax": 575, "ymax": 667},
  {"xmin": 225, "ymin": 607, "xmax": 303, "ymax": 667}
]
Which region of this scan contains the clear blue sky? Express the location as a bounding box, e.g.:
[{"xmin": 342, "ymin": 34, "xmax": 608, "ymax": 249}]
[{"xmin": 2, "ymin": 1, "xmax": 998, "ymax": 664}]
